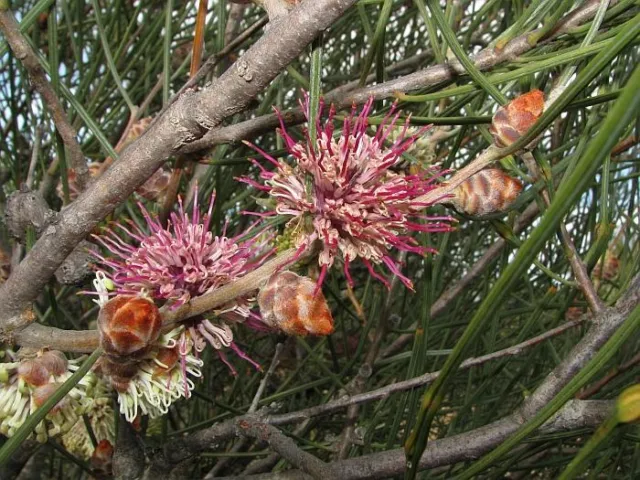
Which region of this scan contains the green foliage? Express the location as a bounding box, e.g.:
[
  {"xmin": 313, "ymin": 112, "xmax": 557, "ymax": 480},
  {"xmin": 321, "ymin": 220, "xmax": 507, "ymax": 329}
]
[{"xmin": 0, "ymin": 0, "xmax": 638, "ymax": 478}]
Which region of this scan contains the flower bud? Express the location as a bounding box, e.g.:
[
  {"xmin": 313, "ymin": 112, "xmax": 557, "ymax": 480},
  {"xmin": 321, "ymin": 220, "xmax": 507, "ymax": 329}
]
[
  {"xmin": 617, "ymin": 384, "xmax": 640, "ymax": 424},
  {"xmin": 449, "ymin": 169, "xmax": 523, "ymax": 217},
  {"xmin": 152, "ymin": 347, "xmax": 180, "ymax": 377},
  {"xmin": 98, "ymin": 295, "xmax": 162, "ymax": 357},
  {"xmin": 37, "ymin": 351, "xmax": 68, "ymax": 377},
  {"xmin": 17, "ymin": 359, "xmax": 51, "ymax": 386},
  {"xmin": 258, "ymin": 271, "xmax": 334, "ymax": 336},
  {"xmin": 489, "ymin": 89, "xmax": 545, "ymax": 149}
]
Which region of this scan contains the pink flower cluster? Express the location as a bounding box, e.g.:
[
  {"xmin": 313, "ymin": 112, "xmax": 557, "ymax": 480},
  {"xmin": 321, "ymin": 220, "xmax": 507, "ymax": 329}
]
[
  {"xmin": 242, "ymin": 96, "xmax": 452, "ymax": 289},
  {"xmin": 91, "ymin": 191, "xmax": 272, "ymax": 373},
  {"xmin": 93, "ymin": 193, "xmax": 268, "ymax": 311}
]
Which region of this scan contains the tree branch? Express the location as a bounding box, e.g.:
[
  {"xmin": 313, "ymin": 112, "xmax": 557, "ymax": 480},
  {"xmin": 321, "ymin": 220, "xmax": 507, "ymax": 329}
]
[{"xmin": 236, "ymin": 418, "xmax": 333, "ymax": 480}]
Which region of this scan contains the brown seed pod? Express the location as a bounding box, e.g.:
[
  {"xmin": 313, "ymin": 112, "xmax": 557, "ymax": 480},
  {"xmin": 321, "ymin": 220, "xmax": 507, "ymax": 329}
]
[
  {"xmin": 258, "ymin": 271, "xmax": 334, "ymax": 336},
  {"xmin": 5, "ymin": 187, "xmax": 56, "ymax": 242},
  {"xmin": 17, "ymin": 359, "xmax": 51, "ymax": 386},
  {"xmin": 592, "ymin": 251, "xmax": 620, "ymax": 282},
  {"xmin": 135, "ymin": 168, "xmax": 172, "ymax": 202},
  {"xmin": 98, "ymin": 295, "xmax": 161, "ymax": 358},
  {"xmin": 489, "ymin": 89, "xmax": 545, "ymax": 149},
  {"xmin": 449, "ymin": 169, "xmax": 523, "ymax": 217}
]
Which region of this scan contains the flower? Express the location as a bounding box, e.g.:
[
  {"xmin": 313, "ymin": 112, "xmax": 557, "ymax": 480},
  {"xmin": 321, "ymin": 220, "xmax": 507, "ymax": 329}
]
[
  {"xmin": 92, "ymin": 191, "xmax": 270, "ymax": 312},
  {"xmin": 0, "ymin": 349, "xmax": 97, "ymax": 442},
  {"xmin": 61, "ymin": 377, "xmax": 115, "ymax": 459},
  {"xmin": 241, "ymin": 95, "xmax": 452, "ymax": 289},
  {"xmin": 90, "ymin": 190, "xmax": 270, "ymax": 401},
  {"xmin": 104, "ymin": 326, "xmax": 204, "ymax": 423}
]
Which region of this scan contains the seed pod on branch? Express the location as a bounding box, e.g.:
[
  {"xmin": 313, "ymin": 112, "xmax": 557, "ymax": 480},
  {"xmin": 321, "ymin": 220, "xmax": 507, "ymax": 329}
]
[
  {"xmin": 447, "ymin": 169, "xmax": 523, "ymax": 217},
  {"xmin": 258, "ymin": 271, "xmax": 334, "ymax": 336},
  {"xmin": 489, "ymin": 89, "xmax": 545, "ymax": 150},
  {"xmin": 97, "ymin": 295, "xmax": 161, "ymax": 358}
]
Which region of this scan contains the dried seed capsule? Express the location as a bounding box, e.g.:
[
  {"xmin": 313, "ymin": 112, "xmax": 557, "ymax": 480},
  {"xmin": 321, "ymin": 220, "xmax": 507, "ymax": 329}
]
[
  {"xmin": 449, "ymin": 169, "xmax": 523, "ymax": 217},
  {"xmin": 55, "ymin": 241, "xmax": 97, "ymax": 285},
  {"xmin": 258, "ymin": 271, "xmax": 334, "ymax": 336},
  {"xmin": 489, "ymin": 89, "xmax": 545, "ymax": 149},
  {"xmin": 98, "ymin": 295, "xmax": 162, "ymax": 358},
  {"xmin": 4, "ymin": 187, "xmax": 55, "ymax": 242}
]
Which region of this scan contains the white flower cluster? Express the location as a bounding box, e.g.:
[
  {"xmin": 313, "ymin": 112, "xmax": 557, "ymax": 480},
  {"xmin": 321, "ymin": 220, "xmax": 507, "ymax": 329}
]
[
  {"xmin": 114, "ymin": 327, "xmax": 204, "ymax": 422},
  {"xmin": 0, "ymin": 349, "xmax": 98, "ymax": 442}
]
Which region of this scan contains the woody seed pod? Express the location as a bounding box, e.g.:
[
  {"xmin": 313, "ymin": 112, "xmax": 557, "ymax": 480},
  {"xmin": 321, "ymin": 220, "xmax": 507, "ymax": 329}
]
[
  {"xmin": 449, "ymin": 169, "xmax": 523, "ymax": 217},
  {"xmin": 489, "ymin": 89, "xmax": 545, "ymax": 149},
  {"xmin": 98, "ymin": 295, "xmax": 161, "ymax": 358},
  {"xmin": 258, "ymin": 271, "xmax": 334, "ymax": 336}
]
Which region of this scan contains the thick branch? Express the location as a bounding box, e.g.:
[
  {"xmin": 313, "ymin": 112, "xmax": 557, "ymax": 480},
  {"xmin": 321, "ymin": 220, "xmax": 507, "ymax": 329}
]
[{"xmin": 0, "ymin": 0, "xmax": 358, "ymax": 339}]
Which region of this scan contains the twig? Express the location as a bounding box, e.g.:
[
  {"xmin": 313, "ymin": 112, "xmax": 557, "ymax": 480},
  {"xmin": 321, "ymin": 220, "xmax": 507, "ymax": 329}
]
[
  {"xmin": 113, "ymin": 416, "xmax": 145, "ymax": 480},
  {"xmin": 217, "ymin": 400, "xmax": 614, "ymax": 480},
  {"xmin": 159, "ymin": 14, "xmax": 268, "ymax": 121},
  {"xmin": 236, "ymin": 418, "xmax": 332, "ymax": 480},
  {"xmin": 334, "ymin": 252, "xmax": 405, "ymax": 459},
  {"xmin": 143, "ymin": 274, "xmax": 638, "ymax": 476},
  {"xmin": 250, "ymin": 343, "xmax": 283, "ymax": 413},
  {"xmin": 576, "ymin": 351, "xmax": 640, "ymax": 399},
  {"xmin": 380, "ymin": 200, "xmax": 541, "ymax": 358},
  {"xmin": 228, "ymin": 275, "xmax": 639, "ymax": 479},
  {"xmin": 521, "ymin": 144, "xmax": 604, "ymax": 313},
  {"xmin": 25, "ymin": 126, "xmax": 43, "ymax": 189},
  {"xmin": 0, "ymin": 8, "xmax": 88, "ymax": 189},
  {"xmin": 204, "ymin": 344, "xmax": 283, "ymax": 478},
  {"xmin": 13, "ymin": 248, "xmax": 299, "ymax": 351},
  {"xmin": 271, "ymin": 318, "xmax": 584, "ymax": 425}
]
